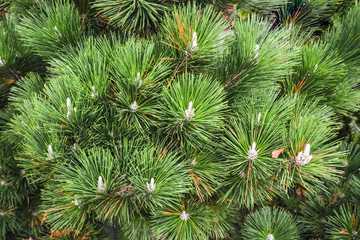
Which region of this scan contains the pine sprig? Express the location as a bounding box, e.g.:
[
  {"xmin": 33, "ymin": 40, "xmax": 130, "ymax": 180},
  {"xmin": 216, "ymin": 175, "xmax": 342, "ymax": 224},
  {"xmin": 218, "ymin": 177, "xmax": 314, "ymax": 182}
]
[
  {"xmin": 327, "ymin": 204, "xmax": 360, "ymax": 239},
  {"xmin": 159, "ymin": 73, "xmax": 226, "ymax": 147},
  {"xmin": 279, "ymin": 98, "xmax": 342, "ymax": 192},
  {"xmin": 220, "ymin": 91, "xmax": 292, "ymax": 207},
  {"xmin": 217, "ymin": 15, "xmax": 298, "ymax": 98},
  {"xmin": 160, "ymin": 2, "xmax": 230, "ymax": 80},
  {"xmin": 18, "ymin": 0, "xmax": 83, "ymax": 60},
  {"xmin": 283, "ymin": 32, "xmax": 360, "ymax": 115},
  {"xmin": 241, "ymin": 206, "xmax": 299, "ymax": 240},
  {"xmin": 44, "ymin": 142, "xmax": 189, "ymax": 228},
  {"xmin": 91, "ymin": 0, "xmax": 178, "ymax": 35},
  {"xmin": 0, "ymin": 14, "xmax": 44, "ymax": 106},
  {"xmin": 152, "ymin": 199, "xmax": 230, "ymax": 240},
  {"xmin": 109, "ymin": 37, "xmax": 172, "ymax": 133}
]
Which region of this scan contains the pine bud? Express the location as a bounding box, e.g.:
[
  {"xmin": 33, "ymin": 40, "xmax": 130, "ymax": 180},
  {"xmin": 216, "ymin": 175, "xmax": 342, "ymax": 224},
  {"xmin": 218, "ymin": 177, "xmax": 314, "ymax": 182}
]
[
  {"xmin": 31, "ymin": 211, "xmax": 38, "ymax": 216},
  {"xmin": 135, "ymin": 72, "xmax": 142, "ymax": 88},
  {"xmin": 97, "ymin": 176, "xmax": 106, "ymax": 192},
  {"xmin": 257, "ymin": 112, "xmax": 261, "ymax": 123},
  {"xmin": 20, "ymin": 170, "xmax": 26, "ymax": 176},
  {"xmin": 0, "ymin": 55, "xmax": 4, "ymax": 65},
  {"xmin": 72, "ymin": 143, "xmax": 78, "ymax": 152},
  {"xmin": 313, "ymin": 64, "xmax": 318, "ymax": 72},
  {"xmin": 67, "ymin": 98, "xmax": 71, "ymax": 120},
  {"xmin": 191, "ymin": 32, "xmax": 198, "ymax": 52},
  {"xmin": 184, "ymin": 101, "xmax": 195, "ymax": 121},
  {"xmin": 304, "ymin": 144, "xmax": 310, "ymax": 156},
  {"xmin": 146, "ymin": 178, "xmax": 156, "ymax": 193},
  {"xmin": 91, "ymin": 86, "xmax": 99, "ymax": 98},
  {"xmin": 180, "ymin": 211, "xmax": 190, "ymax": 221},
  {"xmin": 253, "ymin": 44, "xmax": 260, "ymax": 59},
  {"xmin": 247, "ymin": 142, "xmax": 259, "ymax": 161},
  {"xmin": 320, "ymin": 218, "xmax": 328, "ymax": 224},
  {"xmin": 0, "ymin": 209, "xmax": 5, "ymax": 216},
  {"xmin": 352, "ymin": 231, "xmax": 358, "ymax": 239},
  {"xmin": 72, "ymin": 197, "xmax": 81, "ymax": 207},
  {"xmin": 54, "ymin": 26, "xmax": 62, "ymax": 40},
  {"xmin": 47, "ymin": 145, "xmax": 54, "ymax": 159},
  {"xmin": 0, "ymin": 179, "xmax": 6, "ymax": 186},
  {"xmin": 130, "ymin": 101, "xmax": 139, "ymax": 112},
  {"xmin": 191, "ymin": 157, "xmax": 197, "ymax": 166},
  {"xmin": 66, "ymin": 98, "xmax": 76, "ymax": 119},
  {"xmin": 343, "ymin": 160, "xmax": 348, "ymax": 167},
  {"xmin": 266, "ymin": 234, "xmax": 275, "ymax": 240},
  {"xmin": 295, "ymin": 143, "xmax": 313, "ymax": 166}
]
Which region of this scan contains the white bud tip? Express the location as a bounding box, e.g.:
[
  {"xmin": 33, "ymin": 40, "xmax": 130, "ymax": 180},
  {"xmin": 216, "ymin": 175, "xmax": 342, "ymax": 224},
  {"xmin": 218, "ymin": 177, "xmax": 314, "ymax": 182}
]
[
  {"xmin": 304, "ymin": 144, "xmax": 311, "ymax": 156},
  {"xmin": 146, "ymin": 177, "xmax": 156, "ymax": 193},
  {"xmin": 98, "ymin": 176, "xmax": 106, "ymax": 192},
  {"xmin": 191, "ymin": 157, "xmax": 197, "ymax": 166},
  {"xmin": 192, "ymin": 32, "xmax": 197, "ymax": 44},
  {"xmin": 72, "ymin": 143, "xmax": 77, "ymax": 151},
  {"xmin": 295, "ymin": 144, "xmax": 313, "ymax": 166},
  {"xmin": 266, "ymin": 233, "xmax": 275, "ymax": 240},
  {"xmin": 188, "ymin": 101, "xmax": 193, "ymax": 110},
  {"xmin": 47, "ymin": 145, "xmax": 54, "ymax": 158},
  {"xmin": 191, "ymin": 32, "xmax": 198, "ymax": 52},
  {"xmin": 247, "ymin": 142, "xmax": 259, "ymax": 161},
  {"xmin": 184, "ymin": 101, "xmax": 195, "ymax": 120},
  {"xmin": 314, "ymin": 64, "xmax": 318, "ymax": 72},
  {"xmin": 72, "ymin": 197, "xmax": 81, "ymax": 206},
  {"xmin": 180, "ymin": 211, "xmax": 190, "ymax": 221},
  {"xmin": 192, "ymin": 32, "xmax": 197, "ymax": 43},
  {"xmin": 66, "ymin": 98, "xmax": 71, "ymax": 108},
  {"xmin": 130, "ymin": 101, "xmax": 139, "ymax": 112}
]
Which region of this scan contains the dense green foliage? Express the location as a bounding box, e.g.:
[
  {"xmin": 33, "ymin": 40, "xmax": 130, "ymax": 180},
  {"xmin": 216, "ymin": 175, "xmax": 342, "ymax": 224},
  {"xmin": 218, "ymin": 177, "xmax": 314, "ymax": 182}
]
[{"xmin": 0, "ymin": 0, "xmax": 360, "ymax": 239}]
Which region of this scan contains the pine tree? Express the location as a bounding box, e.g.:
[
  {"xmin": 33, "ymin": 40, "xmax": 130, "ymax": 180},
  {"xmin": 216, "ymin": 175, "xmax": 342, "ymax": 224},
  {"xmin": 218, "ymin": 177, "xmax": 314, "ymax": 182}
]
[{"xmin": 0, "ymin": 0, "xmax": 360, "ymax": 239}]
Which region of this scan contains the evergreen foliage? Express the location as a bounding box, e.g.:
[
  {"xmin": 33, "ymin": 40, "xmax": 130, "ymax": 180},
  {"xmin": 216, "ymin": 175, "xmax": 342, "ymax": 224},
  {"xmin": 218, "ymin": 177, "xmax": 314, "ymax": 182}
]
[
  {"xmin": 18, "ymin": 0, "xmax": 84, "ymax": 59},
  {"xmin": 0, "ymin": 14, "xmax": 44, "ymax": 107},
  {"xmin": 217, "ymin": 15, "xmax": 297, "ymax": 97},
  {"xmin": 328, "ymin": 204, "xmax": 360, "ymax": 239},
  {"xmin": 241, "ymin": 206, "xmax": 299, "ymax": 240},
  {"xmin": 91, "ymin": 0, "xmax": 177, "ymax": 34},
  {"xmin": 0, "ymin": 0, "xmax": 360, "ymax": 239}
]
